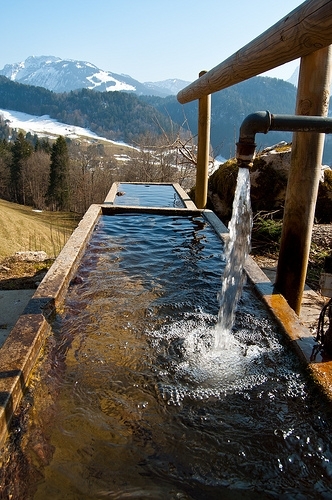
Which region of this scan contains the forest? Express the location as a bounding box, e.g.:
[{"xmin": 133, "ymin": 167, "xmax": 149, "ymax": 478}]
[
  {"xmin": 2, "ymin": 74, "xmax": 332, "ymax": 164},
  {"xmin": 0, "ymin": 75, "xmax": 302, "ymax": 155},
  {"xmin": 0, "ymin": 76, "xmax": 175, "ymax": 144},
  {"xmin": 0, "ymin": 116, "xmax": 196, "ymax": 214},
  {"xmin": 1, "ymin": 74, "xmax": 331, "ymax": 215}
]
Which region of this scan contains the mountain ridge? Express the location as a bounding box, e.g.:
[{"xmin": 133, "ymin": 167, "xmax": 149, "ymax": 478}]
[
  {"xmin": 0, "ymin": 55, "xmax": 190, "ymax": 97},
  {"xmin": 2, "ymin": 56, "xmax": 332, "ymax": 163}
]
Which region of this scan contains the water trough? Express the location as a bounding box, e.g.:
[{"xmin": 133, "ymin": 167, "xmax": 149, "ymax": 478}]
[{"xmin": 1, "ymin": 182, "xmax": 332, "ymax": 498}]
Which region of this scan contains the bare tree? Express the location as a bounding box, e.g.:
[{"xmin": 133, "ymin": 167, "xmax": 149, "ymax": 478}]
[
  {"xmin": 117, "ymin": 112, "xmax": 217, "ymax": 190},
  {"xmin": 22, "ymin": 151, "xmax": 50, "ymax": 209},
  {"xmin": 69, "ymin": 142, "xmax": 117, "ymax": 212},
  {"xmin": 118, "ymin": 130, "xmax": 196, "ymax": 187}
]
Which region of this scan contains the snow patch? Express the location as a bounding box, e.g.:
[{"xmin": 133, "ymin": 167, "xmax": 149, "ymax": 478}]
[
  {"xmin": 0, "ymin": 108, "xmax": 136, "ymax": 148},
  {"xmin": 86, "ymin": 71, "xmax": 135, "ymax": 92}
]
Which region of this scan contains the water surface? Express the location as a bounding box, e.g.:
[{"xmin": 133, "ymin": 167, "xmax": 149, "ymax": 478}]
[
  {"xmin": 3, "ymin": 214, "xmax": 332, "ymax": 499},
  {"xmin": 114, "ymin": 183, "xmax": 185, "ymax": 208}
]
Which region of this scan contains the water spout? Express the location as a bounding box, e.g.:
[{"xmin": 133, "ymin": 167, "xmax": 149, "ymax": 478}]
[
  {"xmin": 213, "ymin": 114, "xmax": 261, "ymax": 350},
  {"xmin": 214, "ymin": 109, "xmax": 332, "ymax": 346}
]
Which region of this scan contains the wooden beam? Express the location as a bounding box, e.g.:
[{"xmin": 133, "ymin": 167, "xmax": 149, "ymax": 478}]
[{"xmin": 178, "ymin": 0, "xmax": 332, "ymax": 104}]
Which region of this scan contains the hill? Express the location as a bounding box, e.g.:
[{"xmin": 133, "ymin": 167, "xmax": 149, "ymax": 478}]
[
  {"xmin": 0, "ymin": 199, "xmax": 78, "ymax": 259},
  {"xmin": 0, "ymin": 76, "xmax": 176, "ymax": 144},
  {"xmin": 1, "ymin": 72, "xmax": 332, "ymax": 164},
  {"xmin": 142, "ymin": 76, "xmax": 332, "ymax": 164},
  {"xmin": 141, "ymin": 77, "xmax": 298, "ymax": 158},
  {"xmin": 0, "ymin": 109, "xmax": 138, "ymax": 155}
]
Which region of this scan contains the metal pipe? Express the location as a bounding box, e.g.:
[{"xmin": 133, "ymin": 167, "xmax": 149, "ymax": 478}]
[
  {"xmin": 236, "ymin": 109, "xmax": 332, "ymax": 314},
  {"xmin": 236, "ymin": 110, "xmax": 332, "ymax": 167},
  {"xmin": 270, "ymin": 114, "xmax": 332, "ymax": 133},
  {"xmin": 236, "ymin": 111, "xmax": 271, "ymax": 168}
]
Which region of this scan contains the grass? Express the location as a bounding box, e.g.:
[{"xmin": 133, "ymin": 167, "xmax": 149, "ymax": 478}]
[
  {"xmin": 251, "ymin": 212, "xmax": 283, "ymax": 255},
  {"xmin": 0, "ymin": 199, "xmax": 79, "ymax": 259},
  {"xmin": 251, "ymin": 213, "xmax": 332, "ymax": 292}
]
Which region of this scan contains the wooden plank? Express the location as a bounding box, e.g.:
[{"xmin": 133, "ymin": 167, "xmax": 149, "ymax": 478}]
[{"xmin": 178, "ymin": 0, "xmax": 332, "ymax": 103}]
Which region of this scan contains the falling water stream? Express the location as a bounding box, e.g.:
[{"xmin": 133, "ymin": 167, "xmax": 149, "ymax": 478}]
[
  {"xmin": 214, "ymin": 168, "xmax": 252, "ymax": 348},
  {"xmin": 2, "ymin": 179, "xmax": 332, "ymax": 499}
]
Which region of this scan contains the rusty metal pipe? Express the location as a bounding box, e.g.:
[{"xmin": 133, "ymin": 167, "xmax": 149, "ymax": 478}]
[{"xmin": 236, "ymin": 110, "xmax": 332, "ymax": 168}]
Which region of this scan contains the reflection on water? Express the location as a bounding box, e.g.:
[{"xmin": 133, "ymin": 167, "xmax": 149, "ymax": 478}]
[
  {"xmin": 115, "ymin": 183, "xmax": 185, "ymax": 208},
  {"xmin": 2, "ymin": 214, "xmax": 332, "ymax": 499}
]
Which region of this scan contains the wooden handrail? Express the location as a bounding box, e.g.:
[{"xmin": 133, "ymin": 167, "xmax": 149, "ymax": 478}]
[{"xmin": 178, "ymin": 0, "xmax": 332, "ymax": 104}]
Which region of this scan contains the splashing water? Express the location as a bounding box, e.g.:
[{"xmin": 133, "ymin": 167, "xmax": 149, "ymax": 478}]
[{"xmin": 214, "ymin": 167, "xmax": 253, "ymax": 350}]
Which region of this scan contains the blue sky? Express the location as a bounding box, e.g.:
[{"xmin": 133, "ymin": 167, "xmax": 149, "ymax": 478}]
[{"xmin": 2, "ymin": 0, "xmax": 304, "ymax": 83}]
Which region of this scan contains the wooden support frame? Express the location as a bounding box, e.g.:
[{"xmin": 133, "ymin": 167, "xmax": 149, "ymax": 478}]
[
  {"xmin": 195, "ymin": 71, "xmax": 211, "ymax": 209},
  {"xmin": 276, "ymin": 46, "xmax": 332, "ymax": 314},
  {"xmin": 177, "ymin": 0, "xmax": 332, "ymax": 315}
]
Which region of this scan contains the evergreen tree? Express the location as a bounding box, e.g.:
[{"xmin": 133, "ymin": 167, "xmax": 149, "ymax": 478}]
[
  {"xmin": 34, "ymin": 136, "xmax": 52, "ymax": 154},
  {"xmin": 0, "ymin": 115, "xmax": 10, "ymax": 141},
  {"xmin": 47, "ymin": 136, "xmax": 70, "ymax": 211},
  {"xmin": 0, "ymin": 139, "xmax": 12, "ymax": 200},
  {"xmin": 10, "ymin": 131, "xmax": 33, "ymax": 203}
]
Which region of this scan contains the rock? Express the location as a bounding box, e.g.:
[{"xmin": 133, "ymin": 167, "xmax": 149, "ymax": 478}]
[
  {"xmin": 250, "ymin": 144, "xmax": 291, "ymax": 212},
  {"xmin": 14, "ymin": 251, "xmax": 48, "ymax": 262},
  {"xmin": 70, "ymin": 275, "xmax": 84, "ymax": 286}
]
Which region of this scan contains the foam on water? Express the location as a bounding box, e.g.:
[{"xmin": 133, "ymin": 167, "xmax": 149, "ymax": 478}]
[
  {"xmin": 147, "ymin": 167, "xmax": 257, "ymax": 405},
  {"xmin": 148, "ymin": 308, "xmax": 303, "ymax": 406}
]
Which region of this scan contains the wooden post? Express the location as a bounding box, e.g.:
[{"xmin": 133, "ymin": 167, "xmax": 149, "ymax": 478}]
[
  {"xmin": 275, "ymin": 45, "xmax": 332, "ymax": 314},
  {"xmin": 195, "ymin": 71, "xmax": 211, "ymax": 209}
]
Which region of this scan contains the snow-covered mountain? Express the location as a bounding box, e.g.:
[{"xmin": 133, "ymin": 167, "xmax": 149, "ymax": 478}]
[
  {"xmin": 287, "ymin": 66, "xmax": 299, "ymax": 87},
  {"xmin": 0, "ymin": 56, "xmax": 190, "ymax": 97},
  {"xmin": 143, "ymin": 79, "xmax": 192, "ymax": 96}
]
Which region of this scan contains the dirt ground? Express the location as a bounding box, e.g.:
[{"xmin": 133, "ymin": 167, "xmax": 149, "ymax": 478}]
[
  {"xmin": 0, "ymin": 257, "xmax": 53, "ymax": 290},
  {"xmin": 252, "ymin": 224, "xmax": 332, "ymax": 281}
]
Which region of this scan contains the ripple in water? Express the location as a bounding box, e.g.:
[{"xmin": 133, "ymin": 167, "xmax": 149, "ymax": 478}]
[{"xmin": 149, "ymin": 168, "xmax": 300, "ymax": 406}]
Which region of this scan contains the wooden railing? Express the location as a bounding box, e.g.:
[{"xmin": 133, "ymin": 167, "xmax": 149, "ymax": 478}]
[
  {"xmin": 177, "ymin": 0, "xmax": 332, "ymax": 314},
  {"xmin": 178, "ymin": 0, "xmax": 332, "ymax": 104}
]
